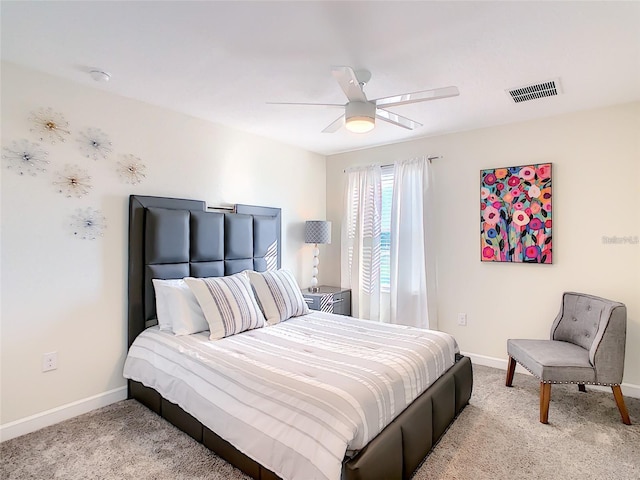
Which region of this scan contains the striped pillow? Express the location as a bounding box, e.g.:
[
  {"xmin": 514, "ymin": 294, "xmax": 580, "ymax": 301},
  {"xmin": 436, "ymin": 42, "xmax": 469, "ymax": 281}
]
[
  {"xmin": 184, "ymin": 274, "xmax": 266, "ymax": 340},
  {"xmin": 246, "ymin": 269, "xmax": 309, "ymax": 325}
]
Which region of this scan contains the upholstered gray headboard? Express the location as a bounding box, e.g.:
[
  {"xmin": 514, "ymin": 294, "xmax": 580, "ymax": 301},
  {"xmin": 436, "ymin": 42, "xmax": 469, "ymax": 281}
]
[{"xmin": 127, "ymin": 195, "xmax": 281, "ymax": 347}]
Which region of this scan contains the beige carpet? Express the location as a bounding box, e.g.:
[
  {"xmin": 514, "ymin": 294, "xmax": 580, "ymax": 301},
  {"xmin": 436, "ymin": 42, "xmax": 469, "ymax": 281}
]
[{"xmin": 2, "ymin": 365, "xmax": 639, "ymax": 479}]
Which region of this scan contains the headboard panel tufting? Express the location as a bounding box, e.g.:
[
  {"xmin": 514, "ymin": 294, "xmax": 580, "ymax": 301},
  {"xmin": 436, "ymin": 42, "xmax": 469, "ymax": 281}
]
[{"xmin": 128, "ymin": 195, "xmax": 281, "ymax": 347}]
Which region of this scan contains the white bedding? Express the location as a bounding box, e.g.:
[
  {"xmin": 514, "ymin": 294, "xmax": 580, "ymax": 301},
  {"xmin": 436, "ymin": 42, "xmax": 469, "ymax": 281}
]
[{"xmin": 123, "ymin": 311, "xmax": 459, "ymax": 480}]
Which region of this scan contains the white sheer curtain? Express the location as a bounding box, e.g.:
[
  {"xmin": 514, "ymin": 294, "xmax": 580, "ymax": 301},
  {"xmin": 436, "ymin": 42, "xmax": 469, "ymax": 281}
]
[
  {"xmin": 390, "ymin": 157, "xmax": 433, "ymax": 329},
  {"xmin": 341, "ymin": 165, "xmax": 384, "ymax": 321}
]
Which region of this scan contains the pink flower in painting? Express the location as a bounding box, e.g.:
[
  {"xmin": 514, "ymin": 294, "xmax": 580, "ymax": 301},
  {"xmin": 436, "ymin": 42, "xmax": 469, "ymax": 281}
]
[
  {"xmin": 492, "ymin": 201, "xmax": 502, "ymax": 209},
  {"xmin": 519, "ymin": 166, "xmax": 536, "ymax": 180},
  {"xmin": 530, "ymin": 202, "xmax": 541, "ymax": 214},
  {"xmin": 544, "ymin": 203, "xmax": 552, "ymax": 212},
  {"xmin": 511, "ymin": 187, "xmax": 521, "ymax": 197},
  {"xmin": 481, "ymin": 187, "xmax": 490, "ymax": 199},
  {"xmin": 508, "ymin": 176, "xmax": 520, "ymax": 187},
  {"xmin": 545, "ymin": 219, "xmax": 552, "ymax": 228},
  {"xmin": 525, "ymin": 245, "xmax": 540, "ymax": 259},
  {"xmin": 529, "ymin": 218, "xmax": 543, "ymax": 230},
  {"xmin": 488, "ymin": 194, "xmax": 499, "ymax": 202},
  {"xmin": 527, "ymin": 184, "xmax": 541, "ymax": 198},
  {"xmin": 537, "ymin": 164, "xmax": 551, "ymax": 179},
  {"xmin": 495, "ymin": 168, "xmax": 508, "ymax": 179},
  {"xmin": 481, "ymin": 203, "xmax": 487, "ymax": 211},
  {"xmin": 482, "ymin": 246, "xmax": 494, "ymax": 259},
  {"xmin": 496, "ymin": 183, "xmax": 504, "ymax": 191},
  {"xmin": 512, "ymin": 211, "xmax": 530, "ymax": 226},
  {"xmin": 514, "ymin": 202, "xmax": 525, "ymax": 210},
  {"xmin": 525, "ymin": 208, "xmax": 532, "ymax": 216},
  {"xmin": 484, "ymin": 173, "xmax": 497, "ymax": 186},
  {"xmin": 483, "ymin": 205, "xmax": 500, "ymax": 225}
]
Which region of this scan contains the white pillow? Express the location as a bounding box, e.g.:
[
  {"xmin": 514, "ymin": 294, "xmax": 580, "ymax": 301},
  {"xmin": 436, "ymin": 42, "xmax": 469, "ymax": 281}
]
[
  {"xmin": 152, "ymin": 278, "xmax": 208, "ymax": 336},
  {"xmin": 184, "ymin": 274, "xmax": 266, "ymax": 340},
  {"xmin": 245, "ymin": 269, "xmax": 309, "ymax": 326}
]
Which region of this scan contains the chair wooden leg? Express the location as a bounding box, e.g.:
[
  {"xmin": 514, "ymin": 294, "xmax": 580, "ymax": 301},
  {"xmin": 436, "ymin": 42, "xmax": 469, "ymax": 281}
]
[
  {"xmin": 506, "ymin": 356, "xmax": 516, "ymax": 387},
  {"xmin": 539, "ymin": 382, "xmax": 551, "ymax": 424},
  {"xmin": 612, "ymin": 385, "xmax": 631, "ymax": 425},
  {"xmin": 578, "ymin": 384, "xmax": 586, "ymax": 393}
]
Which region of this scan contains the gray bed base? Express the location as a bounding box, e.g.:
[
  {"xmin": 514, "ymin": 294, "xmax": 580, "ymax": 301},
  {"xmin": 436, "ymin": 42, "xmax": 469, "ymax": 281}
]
[{"xmin": 127, "ymin": 194, "xmax": 473, "ymax": 480}]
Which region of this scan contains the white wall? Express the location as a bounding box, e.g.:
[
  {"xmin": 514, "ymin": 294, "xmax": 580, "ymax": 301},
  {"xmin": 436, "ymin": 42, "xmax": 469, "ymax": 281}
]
[
  {"xmin": 325, "ymin": 102, "xmax": 640, "ymax": 387},
  {"xmin": 0, "ymin": 62, "xmax": 326, "ymax": 427}
]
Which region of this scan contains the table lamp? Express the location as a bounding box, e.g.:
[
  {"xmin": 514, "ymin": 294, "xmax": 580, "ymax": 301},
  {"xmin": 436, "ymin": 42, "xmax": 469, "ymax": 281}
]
[{"xmin": 304, "ymin": 220, "xmax": 331, "ymax": 292}]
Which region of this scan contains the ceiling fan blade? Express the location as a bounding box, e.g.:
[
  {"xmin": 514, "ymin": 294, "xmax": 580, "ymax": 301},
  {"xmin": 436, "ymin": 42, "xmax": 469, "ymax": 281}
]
[
  {"xmin": 376, "ymin": 109, "xmax": 422, "ymax": 130},
  {"xmin": 331, "ymin": 66, "xmax": 367, "ymax": 102},
  {"xmin": 266, "ymin": 102, "xmax": 343, "ymax": 107},
  {"xmin": 322, "ymin": 114, "xmax": 345, "ymax": 133},
  {"xmin": 374, "ymin": 86, "xmax": 459, "ymax": 108}
]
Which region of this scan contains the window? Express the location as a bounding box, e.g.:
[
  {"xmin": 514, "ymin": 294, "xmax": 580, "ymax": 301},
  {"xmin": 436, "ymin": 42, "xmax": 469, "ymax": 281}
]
[
  {"xmin": 343, "ymin": 159, "xmax": 430, "ymax": 325},
  {"xmin": 380, "ymin": 165, "xmax": 394, "ymax": 291}
]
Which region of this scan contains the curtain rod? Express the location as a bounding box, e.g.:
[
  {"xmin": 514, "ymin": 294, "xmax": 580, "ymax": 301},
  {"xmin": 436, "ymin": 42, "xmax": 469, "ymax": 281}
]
[{"xmin": 343, "ymin": 155, "xmax": 442, "ymax": 173}]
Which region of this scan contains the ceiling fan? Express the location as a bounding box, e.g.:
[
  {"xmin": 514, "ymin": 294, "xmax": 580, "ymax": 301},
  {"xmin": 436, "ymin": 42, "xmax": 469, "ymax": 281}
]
[{"xmin": 268, "ymin": 66, "xmax": 459, "ymax": 134}]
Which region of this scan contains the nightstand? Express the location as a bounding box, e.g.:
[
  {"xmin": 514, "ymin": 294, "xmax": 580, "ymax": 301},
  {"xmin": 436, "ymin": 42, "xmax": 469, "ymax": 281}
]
[{"xmin": 302, "ymin": 286, "xmax": 351, "ymax": 316}]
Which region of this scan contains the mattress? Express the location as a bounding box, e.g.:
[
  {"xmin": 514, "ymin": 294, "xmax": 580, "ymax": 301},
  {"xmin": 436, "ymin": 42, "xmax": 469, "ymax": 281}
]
[{"xmin": 123, "ymin": 311, "xmax": 459, "ymax": 480}]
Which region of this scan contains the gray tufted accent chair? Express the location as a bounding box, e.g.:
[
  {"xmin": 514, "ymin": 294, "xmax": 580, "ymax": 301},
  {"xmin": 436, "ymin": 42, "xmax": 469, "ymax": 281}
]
[{"xmin": 506, "ymin": 292, "xmax": 630, "ymax": 425}]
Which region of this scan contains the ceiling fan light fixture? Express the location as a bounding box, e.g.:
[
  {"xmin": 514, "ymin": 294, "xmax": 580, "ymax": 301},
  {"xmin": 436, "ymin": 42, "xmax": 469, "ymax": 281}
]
[
  {"xmin": 345, "ymin": 101, "xmax": 376, "ymax": 133},
  {"xmin": 269, "ymin": 67, "xmax": 457, "ymax": 134},
  {"xmin": 345, "ymin": 116, "xmax": 375, "ymax": 133}
]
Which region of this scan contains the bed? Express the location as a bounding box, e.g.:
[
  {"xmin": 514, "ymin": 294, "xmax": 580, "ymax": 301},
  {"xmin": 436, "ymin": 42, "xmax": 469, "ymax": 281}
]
[{"xmin": 124, "ymin": 194, "xmax": 473, "ymax": 480}]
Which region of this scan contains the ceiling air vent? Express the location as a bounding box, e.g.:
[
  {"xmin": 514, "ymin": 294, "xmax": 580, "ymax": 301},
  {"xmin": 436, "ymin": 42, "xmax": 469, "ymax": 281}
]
[{"xmin": 507, "ymin": 78, "xmax": 562, "ymax": 103}]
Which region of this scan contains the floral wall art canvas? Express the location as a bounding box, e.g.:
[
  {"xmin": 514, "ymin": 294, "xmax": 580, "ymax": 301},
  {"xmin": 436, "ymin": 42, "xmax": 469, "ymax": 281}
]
[{"xmin": 480, "ymin": 163, "xmax": 552, "ymax": 263}]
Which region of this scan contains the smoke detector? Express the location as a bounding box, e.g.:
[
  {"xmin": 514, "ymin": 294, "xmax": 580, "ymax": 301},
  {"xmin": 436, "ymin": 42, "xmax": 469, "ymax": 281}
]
[
  {"xmin": 89, "ymin": 70, "xmax": 111, "ymax": 82},
  {"xmin": 507, "ymin": 78, "xmax": 562, "ymax": 103}
]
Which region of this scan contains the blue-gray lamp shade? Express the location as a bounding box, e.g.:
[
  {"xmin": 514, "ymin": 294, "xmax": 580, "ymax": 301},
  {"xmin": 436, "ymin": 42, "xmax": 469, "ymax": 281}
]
[{"xmin": 305, "ymin": 221, "xmax": 332, "ymax": 244}]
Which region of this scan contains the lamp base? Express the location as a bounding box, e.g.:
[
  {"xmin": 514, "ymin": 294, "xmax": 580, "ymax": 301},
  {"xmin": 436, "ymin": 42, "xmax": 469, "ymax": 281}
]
[{"xmin": 308, "ymin": 286, "xmax": 320, "ymax": 293}]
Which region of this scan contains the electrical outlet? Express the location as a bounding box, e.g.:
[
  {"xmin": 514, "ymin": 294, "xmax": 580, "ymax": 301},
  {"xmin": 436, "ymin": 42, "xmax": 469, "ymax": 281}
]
[
  {"xmin": 457, "ymin": 313, "xmax": 467, "ymax": 326},
  {"xmin": 42, "ymin": 352, "xmax": 58, "ymax": 372}
]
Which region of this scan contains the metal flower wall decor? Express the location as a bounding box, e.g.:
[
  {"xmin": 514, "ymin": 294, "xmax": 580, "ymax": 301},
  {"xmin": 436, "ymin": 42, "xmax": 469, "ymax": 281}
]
[
  {"xmin": 117, "ymin": 153, "xmax": 147, "ymax": 184},
  {"xmin": 77, "ymin": 127, "xmax": 113, "ymax": 160},
  {"xmin": 54, "ymin": 164, "xmax": 92, "ymax": 198},
  {"xmin": 69, "ymin": 207, "xmax": 107, "ymax": 240},
  {"xmin": 7, "ymin": 105, "xmax": 151, "ymax": 241},
  {"xmin": 2, "ymin": 139, "xmax": 50, "ymax": 176},
  {"xmin": 29, "ymin": 107, "xmax": 71, "ymax": 144}
]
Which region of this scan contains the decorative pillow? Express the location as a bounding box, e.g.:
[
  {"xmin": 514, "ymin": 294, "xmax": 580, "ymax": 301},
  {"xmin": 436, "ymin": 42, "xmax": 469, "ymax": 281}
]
[
  {"xmin": 152, "ymin": 279, "xmax": 209, "ymax": 336},
  {"xmin": 184, "ymin": 274, "xmax": 266, "ymax": 340},
  {"xmin": 245, "ymin": 269, "xmax": 309, "ymax": 326}
]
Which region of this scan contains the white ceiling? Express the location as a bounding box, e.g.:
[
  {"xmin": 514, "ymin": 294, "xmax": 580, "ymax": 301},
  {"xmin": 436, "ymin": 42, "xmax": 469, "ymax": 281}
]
[{"xmin": 2, "ymin": 1, "xmax": 639, "ymax": 156}]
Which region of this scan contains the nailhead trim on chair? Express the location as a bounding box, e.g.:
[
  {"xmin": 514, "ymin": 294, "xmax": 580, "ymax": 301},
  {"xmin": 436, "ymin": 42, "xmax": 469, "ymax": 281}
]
[{"xmin": 509, "ymin": 355, "xmax": 619, "ymax": 387}]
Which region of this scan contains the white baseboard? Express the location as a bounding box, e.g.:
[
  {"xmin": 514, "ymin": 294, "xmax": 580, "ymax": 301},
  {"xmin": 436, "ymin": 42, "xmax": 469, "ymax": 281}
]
[
  {"xmin": 0, "ymin": 386, "xmax": 127, "ymax": 442},
  {"xmin": 462, "ymin": 351, "xmax": 640, "ymax": 399}
]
